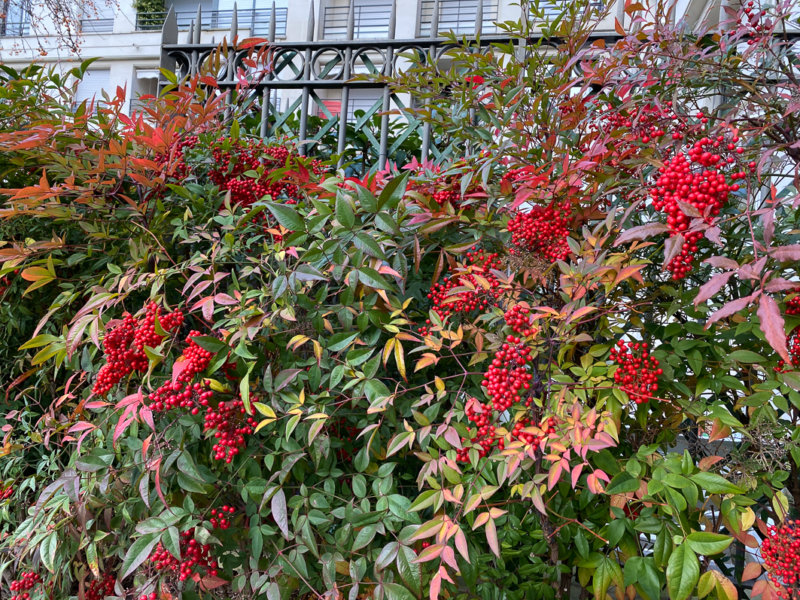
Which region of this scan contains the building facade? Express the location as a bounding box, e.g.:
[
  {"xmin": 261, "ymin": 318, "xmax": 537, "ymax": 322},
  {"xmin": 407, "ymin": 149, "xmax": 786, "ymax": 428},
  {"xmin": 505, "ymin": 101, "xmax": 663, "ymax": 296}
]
[{"xmin": 0, "ymin": 0, "xmax": 736, "ymax": 115}]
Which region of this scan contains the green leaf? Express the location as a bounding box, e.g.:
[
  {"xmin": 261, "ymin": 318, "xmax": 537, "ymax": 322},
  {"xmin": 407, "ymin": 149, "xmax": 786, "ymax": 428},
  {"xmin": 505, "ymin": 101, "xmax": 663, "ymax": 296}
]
[
  {"xmin": 353, "ymin": 232, "xmax": 386, "ymax": 259},
  {"xmin": 162, "ymin": 526, "xmax": 181, "ymax": 560},
  {"xmin": 593, "ymin": 556, "xmax": 623, "ymax": 600},
  {"xmin": 690, "ymin": 472, "xmax": 743, "ymax": 494},
  {"xmin": 327, "ymin": 332, "xmax": 359, "ymax": 352},
  {"xmin": 686, "ymin": 532, "xmax": 733, "ymax": 556},
  {"xmin": 120, "ymin": 532, "xmax": 160, "ymax": 579},
  {"xmin": 190, "ymin": 336, "xmax": 227, "ymax": 353},
  {"xmin": 728, "ymin": 350, "xmax": 765, "ymax": 363},
  {"xmin": 382, "ymin": 582, "xmax": 416, "ymax": 600},
  {"xmin": 375, "ymin": 542, "xmax": 399, "ymax": 571},
  {"xmin": 352, "ymin": 524, "xmax": 377, "ymax": 551},
  {"xmin": 19, "ymin": 334, "xmax": 60, "ymax": 350},
  {"xmin": 666, "ymin": 544, "xmax": 699, "ymax": 600},
  {"xmin": 336, "ymin": 194, "xmax": 356, "ymax": 229},
  {"xmin": 266, "ymin": 201, "xmax": 304, "ymax": 231},
  {"xmin": 41, "ymin": 531, "xmax": 58, "ymax": 573},
  {"xmin": 357, "ymin": 267, "xmax": 391, "ymax": 290},
  {"xmin": 396, "ymin": 545, "xmax": 422, "ymax": 597}
]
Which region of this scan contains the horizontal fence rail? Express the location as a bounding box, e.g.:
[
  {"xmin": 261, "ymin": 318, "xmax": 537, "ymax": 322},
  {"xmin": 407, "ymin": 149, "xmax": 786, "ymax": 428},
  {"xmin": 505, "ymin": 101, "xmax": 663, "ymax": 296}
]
[{"xmin": 138, "ymin": 6, "xmax": 288, "ymax": 36}]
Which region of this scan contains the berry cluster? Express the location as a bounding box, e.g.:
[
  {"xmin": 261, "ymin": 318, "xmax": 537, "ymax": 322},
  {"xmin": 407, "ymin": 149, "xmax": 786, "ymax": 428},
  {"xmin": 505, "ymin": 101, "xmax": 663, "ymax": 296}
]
[
  {"xmin": 85, "ymin": 572, "xmax": 116, "ymax": 600},
  {"xmin": 93, "ymin": 303, "xmax": 184, "ymax": 395},
  {"xmin": 160, "ymin": 136, "xmax": 325, "ymax": 238},
  {"xmin": 507, "ymin": 201, "xmax": 572, "ymax": 263},
  {"xmin": 209, "ymin": 505, "xmax": 235, "ymax": 530},
  {"xmin": 762, "ymin": 520, "xmax": 800, "ymax": 599},
  {"xmin": 9, "ymin": 571, "xmax": 42, "ymax": 600},
  {"xmin": 650, "ymin": 133, "xmax": 746, "ymax": 279},
  {"xmin": 203, "ymin": 399, "xmax": 258, "ymax": 463},
  {"xmin": 776, "ymin": 290, "xmax": 800, "ymax": 372},
  {"xmin": 138, "ymin": 594, "xmax": 158, "ymax": 600},
  {"xmin": 609, "ymin": 340, "xmax": 662, "ymax": 404},
  {"xmin": 149, "ymin": 530, "xmax": 219, "ymax": 582},
  {"xmin": 420, "ymin": 248, "xmax": 503, "ymax": 336},
  {"xmin": 481, "ymin": 334, "xmax": 535, "ymax": 413},
  {"xmin": 742, "ymin": 1, "xmax": 772, "ymax": 43},
  {"xmin": 599, "ymin": 100, "xmax": 683, "ymax": 145},
  {"xmin": 148, "ymin": 332, "xmax": 214, "ymax": 412}
]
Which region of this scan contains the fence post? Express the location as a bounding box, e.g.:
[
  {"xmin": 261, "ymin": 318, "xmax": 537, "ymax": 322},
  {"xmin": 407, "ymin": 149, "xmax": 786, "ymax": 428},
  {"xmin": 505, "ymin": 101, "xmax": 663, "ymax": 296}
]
[
  {"xmin": 260, "ymin": 0, "xmax": 277, "ymax": 139},
  {"xmin": 421, "ymin": 0, "xmax": 439, "ymax": 160},
  {"xmin": 299, "ymin": 0, "xmax": 315, "ymax": 155},
  {"xmin": 378, "ymin": 0, "xmax": 397, "ymax": 168},
  {"xmin": 159, "ymin": 6, "xmax": 178, "ymax": 80},
  {"xmin": 336, "ymin": 0, "xmax": 356, "ymax": 169}
]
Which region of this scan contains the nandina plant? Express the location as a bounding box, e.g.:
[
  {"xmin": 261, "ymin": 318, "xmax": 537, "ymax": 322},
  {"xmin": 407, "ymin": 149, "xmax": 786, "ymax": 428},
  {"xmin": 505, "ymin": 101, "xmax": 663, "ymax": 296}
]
[{"xmin": 0, "ymin": 1, "xmax": 799, "ymax": 600}]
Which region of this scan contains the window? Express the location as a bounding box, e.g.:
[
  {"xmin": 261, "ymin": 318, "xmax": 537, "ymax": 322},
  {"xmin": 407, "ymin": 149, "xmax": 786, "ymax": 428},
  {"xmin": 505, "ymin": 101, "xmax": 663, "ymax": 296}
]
[
  {"xmin": 1, "ymin": 0, "xmax": 30, "ymax": 36},
  {"xmin": 80, "ymin": 2, "xmax": 116, "ymax": 33},
  {"xmin": 418, "ymin": 0, "xmax": 500, "ymax": 37},
  {"xmin": 322, "ymin": 0, "xmax": 393, "ymax": 40}
]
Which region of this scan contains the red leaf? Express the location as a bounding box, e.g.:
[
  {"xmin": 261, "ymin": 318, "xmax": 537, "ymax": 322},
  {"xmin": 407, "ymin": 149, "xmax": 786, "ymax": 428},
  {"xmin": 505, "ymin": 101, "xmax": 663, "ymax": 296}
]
[
  {"xmin": 663, "ymin": 234, "xmax": 685, "ymax": 268},
  {"xmin": 429, "ymin": 572, "xmax": 442, "ymax": 600},
  {"xmin": 705, "ymin": 293, "xmax": 759, "ymax": 328},
  {"xmin": 765, "ymin": 278, "xmax": 800, "ymax": 293},
  {"xmin": 757, "ymin": 295, "xmax": 791, "ymax": 363},
  {"xmin": 694, "ymin": 271, "xmax": 734, "ymax": 306},
  {"xmin": 741, "ymin": 562, "xmax": 762, "ymax": 582},
  {"xmin": 613, "ymin": 222, "xmax": 670, "ymax": 246}
]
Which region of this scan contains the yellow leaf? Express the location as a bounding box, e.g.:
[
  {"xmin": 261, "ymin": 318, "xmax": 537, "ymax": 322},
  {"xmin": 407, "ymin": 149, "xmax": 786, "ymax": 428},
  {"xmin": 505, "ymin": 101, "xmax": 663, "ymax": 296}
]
[
  {"xmin": 382, "ymin": 337, "xmax": 395, "ymax": 366},
  {"xmin": 415, "ymin": 353, "xmax": 439, "ymax": 372},
  {"xmin": 394, "ymin": 338, "xmax": 406, "ymax": 381},
  {"xmin": 254, "ymin": 402, "xmax": 276, "ymax": 419},
  {"xmin": 305, "ymin": 413, "xmax": 328, "ymax": 420},
  {"xmin": 434, "ymin": 376, "xmax": 445, "ymax": 392},
  {"xmin": 288, "ymin": 334, "xmax": 310, "ymax": 350},
  {"xmin": 255, "ymin": 418, "xmax": 275, "ymax": 432}
]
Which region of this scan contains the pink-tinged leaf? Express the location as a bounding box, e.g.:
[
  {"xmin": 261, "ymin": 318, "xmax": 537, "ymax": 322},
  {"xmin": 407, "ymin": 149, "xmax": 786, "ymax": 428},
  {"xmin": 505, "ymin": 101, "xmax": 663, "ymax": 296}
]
[
  {"xmin": 472, "ymin": 512, "xmax": 490, "ymax": 530},
  {"xmin": 694, "ymin": 271, "xmax": 735, "ymax": 306},
  {"xmin": 142, "ymin": 434, "xmax": 152, "ymax": 459},
  {"xmin": 663, "ymin": 234, "xmax": 685, "ymax": 268},
  {"xmin": 442, "ymin": 427, "xmax": 462, "ymax": 449},
  {"xmin": 763, "ymin": 210, "xmax": 775, "ymax": 246},
  {"xmin": 172, "ymin": 359, "xmax": 190, "ymax": 385},
  {"xmin": 84, "ymin": 401, "xmax": 108, "ymax": 410},
  {"xmin": 68, "ymin": 422, "xmax": 96, "ymax": 434},
  {"xmin": 705, "ymin": 226, "xmax": 723, "ymax": 246},
  {"xmin": 587, "ymin": 472, "xmax": 606, "ymax": 494},
  {"xmin": 117, "ymin": 389, "xmax": 144, "ymax": 408},
  {"xmin": 677, "ymin": 200, "xmax": 701, "ymax": 217},
  {"xmin": 199, "ymin": 575, "xmax": 229, "ymax": 591},
  {"xmin": 140, "ymin": 406, "xmax": 155, "ymax": 431},
  {"xmin": 704, "ymin": 256, "xmax": 739, "ymax": 270},
  {"xmin": 571, "ymin": 463, "xmax": 584, "ymax": 488},
  {"xmin": 454, "ymin": 528, "xmax": 470, "ymax": 563},
  {"xmin": 485, "ymin": 518, "xmax": 500, "ymax": 557},
  {"xmin": 441, "ymin": 545, "xmax": 458, "ymax": 570},
  {"xmin": 271, "ymin": 489, "xmax": 289, "ymax": 540},
  {"xmin": 771, "ymin": 245, "xmax": 800, "ymax": 261},
  {"xmin": 429, "ymin": 572, "xmax": 442, "ymax": 600},
  {"xmin": 757, "ymin": 295, "xmax": 791, "ymax": 363},
  {"xmin": 531, "ymin": 487, "xmax": 546, "ymax": 514},
  {"xmin": 414, "ymin": 544, "xmax": 444, "ymax": 563},
  {"xmin": 547, "ymin": 462, "xmax": 563, "ymax": 490},
  {"xmin": 214, "ymin": 293, "xmax": 238, "ymax": 306},
  {"xmin": 593, "ymin": 469, "xmax": 610, "ymax": 483},
  {"xmin": 139, "ymin": 471, "xmax": 151, "ymax": 508},
  {"xmin": 741, "ymin": 562, "xmax": 762, "ymax": 582},
  {"xmin": 765, "ymin": 278, "xmax": 800, "ymax": 293},
  {"xmin": 113, "ymin": 408, "xmax": 135, "ymax": 448},
  {"xmin": 613, "ymin": 222, "xmax": 670, "ymax": 246},
  {"xmin": 705, "ymin": 293, "xmax": 758, "ymax": 329}
]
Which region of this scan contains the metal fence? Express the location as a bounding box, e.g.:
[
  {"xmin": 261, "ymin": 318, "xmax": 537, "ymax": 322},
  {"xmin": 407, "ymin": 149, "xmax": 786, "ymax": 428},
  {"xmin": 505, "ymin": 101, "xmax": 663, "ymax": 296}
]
[
  {"xmin": 158, "ymin": 0, "xmax": 618, "ymax": 167},
  {"xmin": 0, "ymin": 21, "xmax": 29, "ymax": 36}
]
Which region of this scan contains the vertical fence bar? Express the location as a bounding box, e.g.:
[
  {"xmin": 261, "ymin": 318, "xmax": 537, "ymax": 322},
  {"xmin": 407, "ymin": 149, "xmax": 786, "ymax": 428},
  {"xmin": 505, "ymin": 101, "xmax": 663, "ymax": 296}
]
[
  {"xmin": 475, "ymin": 0, "xmax": 483, "ymax": 35},
  {"xmin": 260, "ymin": 0, "xmax": 276, "ymax": 139},
  {"xmin": 378, "ymin": 0, "xmax": 397, "ymax": 168},
  {"xmin": 336, "ymin": 0, "xmax": 355, "ymax": 169},
  {"xmin": 421, "ymin": 0, "xmax": 440, "ymax": 160},
  {"xmin": 299, "ymin": 0, "xmax": 315, "ymax": 155}
]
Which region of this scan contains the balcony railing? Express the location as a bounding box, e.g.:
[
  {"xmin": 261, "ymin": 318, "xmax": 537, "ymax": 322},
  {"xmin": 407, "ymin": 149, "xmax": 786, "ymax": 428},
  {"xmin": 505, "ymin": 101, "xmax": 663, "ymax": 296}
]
[
  {"xmin": 536, "ymin": 0, "xmax": 605, "ymax": 18},
  {"xmin": 322, "ymin": 3, "xmax": 393, "ymax": 39},
  {"xmin": 136, "ymin": 7, "xmax": 287, "ymax": 36},
  {"xmin": 418, "ymin": 0, "xmax": 500, "ymax": 37},
  {"xmin": 80, "ymin": 18, "xmax": 115, "ymax": 33},
  {"xmin": 0, "ymin": 21, "xmax": 30, "ymax": 36}
]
